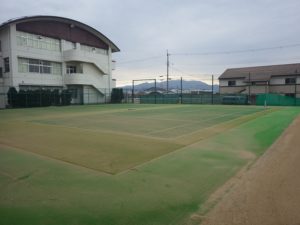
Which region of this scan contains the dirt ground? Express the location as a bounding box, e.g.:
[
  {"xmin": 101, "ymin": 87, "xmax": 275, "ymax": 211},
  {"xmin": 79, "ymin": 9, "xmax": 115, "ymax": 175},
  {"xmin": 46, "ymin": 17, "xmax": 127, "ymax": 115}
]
[{"xmin": 200, "ymin": 115, "xmax": 300, "ymax": 225}]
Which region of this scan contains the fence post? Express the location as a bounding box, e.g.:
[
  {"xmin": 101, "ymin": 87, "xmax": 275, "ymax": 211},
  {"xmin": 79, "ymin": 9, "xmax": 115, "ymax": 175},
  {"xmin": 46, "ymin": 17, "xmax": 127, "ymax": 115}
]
[
  {"xmin": 26, "ymin": 91, "xmax": 28, "ymax": 107},
  {"xmin": 9, "ymin": 87, "xmax": 12, "ymax": 108},
  {"xmin": 40, "ymin": 88, "xmax": 42, "ymax": 107},
  {"xmin": 180, "ymin": 77, "xmax": 183, "ymax": 104}
]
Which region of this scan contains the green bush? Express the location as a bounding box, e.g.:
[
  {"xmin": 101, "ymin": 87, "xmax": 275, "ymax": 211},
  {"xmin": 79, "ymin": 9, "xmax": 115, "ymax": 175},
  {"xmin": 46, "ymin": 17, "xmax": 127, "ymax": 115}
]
[
  {"xmin": 6, "ymin": 88, "xmax": 72, "ymax": 108},
  {"xmin": 111, "ymin": 88, "xmax": 124, "ymax": 103},
  {"xmin": 7, "ymin": 87, "xmax": 18, "ymax": 107}
]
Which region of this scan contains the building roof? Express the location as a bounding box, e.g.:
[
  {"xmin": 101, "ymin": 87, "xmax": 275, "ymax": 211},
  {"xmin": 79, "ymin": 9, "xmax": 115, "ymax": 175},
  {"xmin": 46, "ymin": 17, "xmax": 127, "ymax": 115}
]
[
  {"xmin": 219, "ymin": 63, "xmax": 300, "ymax": 81},
  {"xmin": 0, "ymin": 15, "xmax": 120, "ymax": 52}
]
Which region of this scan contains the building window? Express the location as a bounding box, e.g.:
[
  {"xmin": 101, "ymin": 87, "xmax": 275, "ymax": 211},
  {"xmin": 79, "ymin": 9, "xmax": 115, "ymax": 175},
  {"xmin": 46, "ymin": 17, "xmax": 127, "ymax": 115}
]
[
  {"xmin": 228, "ymin": 80, "xmax": 236, "ymax": 86},
  {"xmin": 67, "ymin": 66, "xmax": 77, "ymax": 74},
  {"xmin": 16, "ymin": 31, "xmax": 61, "ymax": 52},
  {"xmin": 0, "ymin": 67, "xmax": 2, "ymax": 77},
  {"xmin": 285, "ymin": 78, "xmax": 296, "ymax": 84},
  {"xmin": 18, "ymin": 57, "xmax": 62, "ymax": 75},
  {"xmin": 40, "ymin": 61, "xmax": 51, "ymax": 74},
  {"xmin": 28, "ymin": 59, "xmax": 40, "ymax": 73},
  {"xmin": 0, "ymin": 40, "xmax": 2, "ymax": 52},
  {"xmin": 80, "ymin": 44, "xmax": 108, "ymax": 55},
  {"xmin": 285, "ymin": 93, "xmax": 295, "ymax": 97},
  {"xmin": 4, "ymin": 57, "xmax": 9, "ymax": 72}
]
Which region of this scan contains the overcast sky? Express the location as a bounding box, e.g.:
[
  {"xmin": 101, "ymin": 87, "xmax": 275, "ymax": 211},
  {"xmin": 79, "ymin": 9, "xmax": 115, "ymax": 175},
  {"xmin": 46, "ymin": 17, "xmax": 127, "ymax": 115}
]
[{"xmin": 1, "ymin": 0, "xmax": 300, "ymax": 85}]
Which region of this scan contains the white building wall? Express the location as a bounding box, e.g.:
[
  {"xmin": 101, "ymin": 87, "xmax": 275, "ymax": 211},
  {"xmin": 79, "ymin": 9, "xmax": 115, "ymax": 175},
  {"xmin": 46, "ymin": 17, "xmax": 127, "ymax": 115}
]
[
  {"xmin": 0, "ymin": 26, "xmax": 12, "ymax": 87},
  {"xmin": 112, "ymin": 79, "xmax": 116, "ymax": 88},
  {"xmin": 83, "ymin": 85, "xmax": 105, "ymax": 104},
  {"xmin": 270, "ymin": 77, "xmax": 300, "ymax": 85},
  {"xmin": 0, "ymin": 26, "xmax": 12, "ymax": 108},
  {"xmin": 62, "ymin": 40, "xmax": 76, "ymax": 51},
  {"xmin": 82, "ymin": 63, "xmax": 109, "ymax": 88},
  {"xmin": 63, "ymin": 48, "xmax": 110, "ymax": 74},
  {"xmin": 11, "ymin": 25, "xmax": 64, "ymax": 89},
  {"xmin": 0, "ymin": 22, "xmax": 115, "ymax": 107},
  {"xmin": 270, "ymin": 77, "xmax": 285, "ymax": 85},
  {"xmin": 219, "ymin": 79, "xmax": 245, "ymax": 86},
  {"xmin": 0, "ymin": 83, "xmax": 5, "ymax": 108}
]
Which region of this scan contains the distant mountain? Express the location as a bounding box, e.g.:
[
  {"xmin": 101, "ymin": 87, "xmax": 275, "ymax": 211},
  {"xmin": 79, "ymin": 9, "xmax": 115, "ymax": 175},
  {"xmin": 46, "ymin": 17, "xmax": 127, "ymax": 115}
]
[{"xmin": 120, "ymin": 80, "xmax": 219, "ymax": 93}]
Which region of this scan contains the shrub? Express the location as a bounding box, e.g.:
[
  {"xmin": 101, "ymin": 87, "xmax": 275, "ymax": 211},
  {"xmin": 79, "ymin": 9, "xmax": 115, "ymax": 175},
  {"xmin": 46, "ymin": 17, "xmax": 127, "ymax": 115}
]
[{"xmin": 111, "ymin": 88, "xmax": 124, "ymax": 103}]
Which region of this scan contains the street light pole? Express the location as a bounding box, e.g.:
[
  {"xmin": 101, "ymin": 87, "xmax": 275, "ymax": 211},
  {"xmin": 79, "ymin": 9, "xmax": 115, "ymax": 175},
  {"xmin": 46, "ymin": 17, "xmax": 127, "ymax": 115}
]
[{"xmin": 167, "ymin": 50, "xmax": 170, "ymax": 93}]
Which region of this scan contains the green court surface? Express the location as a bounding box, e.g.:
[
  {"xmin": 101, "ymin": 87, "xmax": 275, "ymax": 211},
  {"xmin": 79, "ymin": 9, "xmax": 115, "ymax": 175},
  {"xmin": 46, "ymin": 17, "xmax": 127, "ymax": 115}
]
[{"xmin": 0, "ymin": 104, "xmax": 299, "ymax": 225}]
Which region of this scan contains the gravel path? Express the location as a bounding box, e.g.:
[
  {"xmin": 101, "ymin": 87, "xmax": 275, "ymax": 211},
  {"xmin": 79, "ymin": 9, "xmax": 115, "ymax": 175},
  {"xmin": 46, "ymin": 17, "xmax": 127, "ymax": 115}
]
[{"xmin": 200, "ymin": 115, "xmax": 300, "ymax": 225}]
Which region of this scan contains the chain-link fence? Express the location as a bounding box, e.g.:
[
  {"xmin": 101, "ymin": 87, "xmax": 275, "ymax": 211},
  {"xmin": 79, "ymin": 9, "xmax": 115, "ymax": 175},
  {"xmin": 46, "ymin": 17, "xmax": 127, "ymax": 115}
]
[
  {"xmin": 1, "ymin": 85, "xmax": 300, "ymax": 108},
  {"xmin": 135, "ymin": 93, "xmax": 248, "ymax": 105},
  {"xmin": 1, "ymin": 86, "xmax": 115, "ymax": 108}
]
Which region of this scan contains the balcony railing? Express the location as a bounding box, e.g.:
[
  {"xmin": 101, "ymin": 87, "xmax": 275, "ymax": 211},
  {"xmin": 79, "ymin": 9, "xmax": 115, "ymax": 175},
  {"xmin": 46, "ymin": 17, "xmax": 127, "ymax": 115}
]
[{"xmin": 63, "ymin": 49, "xmax": 109, "ymax": 74}]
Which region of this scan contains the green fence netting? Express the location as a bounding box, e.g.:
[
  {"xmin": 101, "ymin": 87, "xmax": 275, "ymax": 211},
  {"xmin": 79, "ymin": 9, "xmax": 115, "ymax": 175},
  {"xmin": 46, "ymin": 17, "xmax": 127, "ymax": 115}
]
[
  {"xmin": 256, "ymin": 94, "xmax": 300, "ymax": 106},
  {"xmin": 140, "ymin": 93, "xmax": 248, "ymax": 105}
]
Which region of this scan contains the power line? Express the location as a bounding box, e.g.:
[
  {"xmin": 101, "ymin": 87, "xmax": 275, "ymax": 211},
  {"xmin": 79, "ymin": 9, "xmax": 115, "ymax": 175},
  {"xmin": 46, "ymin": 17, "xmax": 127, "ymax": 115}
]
[
  {"xmin": 116, "ymin": 43, "xmax": 300, "ymax": 68},
  {"xmin": 171, "ymin": 66, "xmax": 218, "ymax": 78},
  {"xmin": 170, "ymin": 43, "xmax": 300, "ymax": 56},
  {"xmin": 167, "ymin": 67, "xmax": 218, "ymax": 83},
  {"xmin": 117, "ymin": 55, "xmax": 164, "ymax": 64}
]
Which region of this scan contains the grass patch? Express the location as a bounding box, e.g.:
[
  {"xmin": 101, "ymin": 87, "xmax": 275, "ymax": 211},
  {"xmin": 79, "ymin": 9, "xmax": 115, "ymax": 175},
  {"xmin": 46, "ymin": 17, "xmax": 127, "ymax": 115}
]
[{"xmin": 0, "ymin": 105, "xmax": 299, "ymax": 225}]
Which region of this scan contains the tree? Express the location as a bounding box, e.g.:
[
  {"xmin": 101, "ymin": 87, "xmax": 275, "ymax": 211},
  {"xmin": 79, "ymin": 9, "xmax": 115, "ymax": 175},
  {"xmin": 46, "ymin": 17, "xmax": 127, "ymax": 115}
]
[
  {"xmin": 7, "ymin": 87, "xmax": 18, "ymax": 107},
  {"xmin": 111, "ymin": 88, "xmax": 124, "ymax": 103}
]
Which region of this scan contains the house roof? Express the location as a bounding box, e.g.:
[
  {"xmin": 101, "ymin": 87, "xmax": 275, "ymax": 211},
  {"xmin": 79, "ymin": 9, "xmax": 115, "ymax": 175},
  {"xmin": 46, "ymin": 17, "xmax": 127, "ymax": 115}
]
[
  {"xmin": 219, "ymin": 63, "xmax": 300, "ymax": 81},
  {"xmin": 0, "ymin": 15, "xmax": 120, "ymax": 52}
]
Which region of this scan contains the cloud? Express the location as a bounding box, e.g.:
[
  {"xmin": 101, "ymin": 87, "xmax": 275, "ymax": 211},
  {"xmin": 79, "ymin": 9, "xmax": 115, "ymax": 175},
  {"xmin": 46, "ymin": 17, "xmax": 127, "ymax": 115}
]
[{"xmin": 1, "ymin": 0, "xmax": 300, "ymax": 84}]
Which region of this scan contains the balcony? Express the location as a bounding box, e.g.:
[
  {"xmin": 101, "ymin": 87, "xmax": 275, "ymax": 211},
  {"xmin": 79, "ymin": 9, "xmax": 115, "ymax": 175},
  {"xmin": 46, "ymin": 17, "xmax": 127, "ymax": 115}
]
[
  {"xmin": 64, "ymin": 73, "xmax": 89, "ymax": 85},
  {"xmin": 63, "ymin": 49, "xmax": 109, "ymax": 74},
  {"xmin": 64, "ymin": 73, "xmax": 108, "ymax": 89}
]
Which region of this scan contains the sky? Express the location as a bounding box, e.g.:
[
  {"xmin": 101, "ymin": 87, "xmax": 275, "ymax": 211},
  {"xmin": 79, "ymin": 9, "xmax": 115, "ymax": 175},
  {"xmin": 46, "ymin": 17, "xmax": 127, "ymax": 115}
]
[{"xmin": 1, "ymin": 0, "xmax": 300, "ymax": 86}]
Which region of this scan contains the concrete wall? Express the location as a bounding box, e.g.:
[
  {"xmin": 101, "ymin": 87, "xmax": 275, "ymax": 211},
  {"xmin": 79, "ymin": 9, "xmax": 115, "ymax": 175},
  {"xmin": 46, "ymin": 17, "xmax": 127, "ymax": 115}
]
[{"xmin": 83, "ymin": 85, "xmax": 105, "ymax": 104}]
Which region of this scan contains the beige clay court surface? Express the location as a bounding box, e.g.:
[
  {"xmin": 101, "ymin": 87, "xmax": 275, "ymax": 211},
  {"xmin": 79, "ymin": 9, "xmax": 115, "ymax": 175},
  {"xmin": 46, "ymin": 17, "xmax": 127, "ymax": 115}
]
[{"xmin": 200, "ymin": 115, "xmax": 300, "ymax": 225}]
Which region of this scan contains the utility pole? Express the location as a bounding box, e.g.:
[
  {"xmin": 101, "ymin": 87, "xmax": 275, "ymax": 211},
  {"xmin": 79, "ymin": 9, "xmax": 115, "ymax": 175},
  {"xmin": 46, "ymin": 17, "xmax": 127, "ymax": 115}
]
[
  {"xmin": 211, "ymin": 75, "xmax": 214, "ymax": 104},
  {"xmin": 248, "ymin": 72, "xmax": 251, "ymax": 104},
  {"xmin": 132, "ymin": 80, "xmax": 134, "ymax": 103},
  {"xmin": 180, "ymin": 77, "xmax": 183, "ymax": 104},
  {"xmin": 154, "ymin": 79, "xmax": 157, "ymax": 104},
  {"xmin": 265, "ymin": 81, "xmax": 268, "ymax": 108},
  {"xmin": 167, "ymin": 50, "xmax": 170, "ymax": 93},
  {"xmin": 295, "ymin": 73, "xmax": 297, "ymax": 106}
]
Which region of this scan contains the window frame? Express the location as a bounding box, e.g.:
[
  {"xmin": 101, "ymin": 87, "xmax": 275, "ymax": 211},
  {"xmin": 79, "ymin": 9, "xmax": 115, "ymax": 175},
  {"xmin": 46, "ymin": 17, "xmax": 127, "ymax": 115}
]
[
  {"xmin": 285, "ymin": 78, "xmax": 296, "ymax": 85},
  {"xmin": 228, "ymin": 80, "xmax": 236, "ymax": 86},
  {"xmin": 4, "ymin": 57, "xmax": 10, "ymax": 73},
  {"xmin": 285, "ymin": 93, "xmax": 295, "ymax": 97},
  {"xmin": 18, "ymin": 57, "xmax": 62, "ymax": 75},
  {"xmin": 66, "ymin": 65, "xmax": 77, "ymax": 74},
  {"xmin": 16, "ymin": 31, "xmax": 61, "ymax": 52}
]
